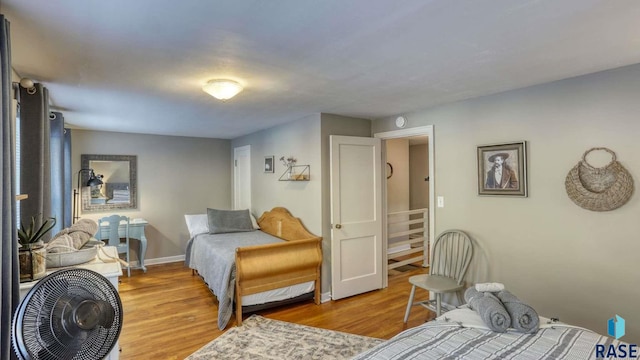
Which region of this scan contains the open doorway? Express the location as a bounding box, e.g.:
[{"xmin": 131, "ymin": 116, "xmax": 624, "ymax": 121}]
[
  {"xmin": 374, "ymin": 125, "xmax": 435, "ymax": 288},
  {"xmin": 385, "ymin": 136, "xmax": 429, "ymax": 275},
  {"xmin": 233, "ymin": 145, "xmax": 251, "ymax": 210}
]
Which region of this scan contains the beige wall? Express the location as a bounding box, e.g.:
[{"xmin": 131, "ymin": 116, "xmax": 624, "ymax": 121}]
[
  {"xmin": 231, "ymin": 114, "xmax": 322, "ymax": 237},
  {"xmin": 72, "ymin": 130, "xmax": 231, "ymax": 262},
  {"xmin": 372, "ymin": 64, "xmax": 640, "ymax": 342},
  {"xmin": 409, "ymin": 144, "xmax": 429, "ymax": 210},
  {"xmin": 232, "ymin": 114, "xmax": 326, "ymax": 290},
  {"xmin": 386, "ymin": 138, "xmax": 410, "ymax": 213},
  {"xmin": 386, "ymin": 138, "xmax": 410, "ymax": 247}
]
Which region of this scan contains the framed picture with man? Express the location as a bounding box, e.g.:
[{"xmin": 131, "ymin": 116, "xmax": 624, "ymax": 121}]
[{"xmin": 477, "ymin": 141, "xmax": 528, "ymax": 197}]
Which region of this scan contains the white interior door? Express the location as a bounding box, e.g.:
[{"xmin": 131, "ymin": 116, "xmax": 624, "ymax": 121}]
[
  {"xmin": 233, "ymin": 145, "xmax": 251, "ymax": 210},
  {"xmin": 330, "ymin": 135, "xmax": 383, "ymax": 300}
]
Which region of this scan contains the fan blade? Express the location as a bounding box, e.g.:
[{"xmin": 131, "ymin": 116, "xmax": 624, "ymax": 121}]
[{"xmin": 13, "ymin": 268, "xmax": 123, "ymax": 360}]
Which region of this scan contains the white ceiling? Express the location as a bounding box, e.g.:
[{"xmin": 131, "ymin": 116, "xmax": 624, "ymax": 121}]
[{"xmin": 2, "ymin": 0, "xmax": 640, "ymax": 139}]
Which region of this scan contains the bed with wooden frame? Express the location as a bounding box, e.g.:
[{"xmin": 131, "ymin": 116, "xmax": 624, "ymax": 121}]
[{"xmin": 185, "ymin": 207, "xmax": 322, "ymax": 328}]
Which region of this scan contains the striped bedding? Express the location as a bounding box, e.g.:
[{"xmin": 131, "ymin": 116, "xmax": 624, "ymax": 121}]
[{"xmin": 353, "ymin": 309, "xmax": 628, "ymax": 359}]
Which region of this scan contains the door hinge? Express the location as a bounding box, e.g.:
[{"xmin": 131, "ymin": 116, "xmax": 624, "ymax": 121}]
[{"xmin": 235, "ymin": 160, "xmax": 237, "ymax": 167}]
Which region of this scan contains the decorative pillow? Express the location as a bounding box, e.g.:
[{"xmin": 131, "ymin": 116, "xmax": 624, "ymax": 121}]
[
  {"xmin": 184, "ymin": 214, "xmax": 209, "ymax": 238},
  {"xmin": 207, "ymin": 208, "xmax": 254, "ymax": 234},
  {"xmin": 185, "ymin": 211, "xmax": 259, "ymax": 237}
]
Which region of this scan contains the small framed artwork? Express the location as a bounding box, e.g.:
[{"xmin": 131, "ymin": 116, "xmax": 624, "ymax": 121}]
[
  {"xmin": 264, "ymin": 156, "xmax": 274, "ymax": 173},
  {"xmin": 477, "ymin": 141, "xmax": 527, "ymax": 197}
]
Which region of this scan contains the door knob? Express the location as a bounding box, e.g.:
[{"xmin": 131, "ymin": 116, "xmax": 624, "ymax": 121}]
[{"xmin": 335, "ymin": 224, "xmax": 342, "ymax": 229}]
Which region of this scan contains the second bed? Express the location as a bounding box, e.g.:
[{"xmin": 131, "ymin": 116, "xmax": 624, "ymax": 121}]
[{"xmin": 185, "ymin": 207, "xmax": 322, "ymax": 329}]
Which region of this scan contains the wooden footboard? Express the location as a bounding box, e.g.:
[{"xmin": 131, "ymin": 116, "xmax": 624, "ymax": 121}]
[{"xmin": 235, "ymin": 207, "xmax": 322, "ymax": 326}]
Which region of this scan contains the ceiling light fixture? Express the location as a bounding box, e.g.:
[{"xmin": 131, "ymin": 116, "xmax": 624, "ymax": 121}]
[{"xmin": 202, "ymin": 79, "xmax": 243, "ymax": 100}]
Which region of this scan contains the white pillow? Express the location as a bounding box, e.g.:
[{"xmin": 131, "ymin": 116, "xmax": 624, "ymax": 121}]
[
  {"xmin": 184, "ymin": 214, "xmax": 209, "ymax": 238},
  {"xmin": 250, "ymin": 213, "xmax": 260, "ymax": 230},
  {"xmin": 185, "ymin": 211, "xmax": 259, "ymax": 238}
]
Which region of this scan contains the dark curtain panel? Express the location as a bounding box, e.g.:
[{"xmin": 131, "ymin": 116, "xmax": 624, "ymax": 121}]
[
  {"xmin": 63, "ymin": 128, "xmax": 72, "ymax": 228},
  {"xmin": 49, "ymin": 111, "xmax": 64, "ymax": 234},
  {"xmin": 19, "ymin": 84, "xmax": 52, "ymax": 240},
  {"xmin": 0, "ymin": 14, "xmax": 18, "ymax": 360}
]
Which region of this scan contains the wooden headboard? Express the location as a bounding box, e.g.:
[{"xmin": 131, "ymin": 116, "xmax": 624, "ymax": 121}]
[
  {"xmin": 257, "ymin": 207, "xmax": 318, "ymax": 241},
  {"xmin": 235, "ymin": 207, "xmax": 322, "ymax": 325}
]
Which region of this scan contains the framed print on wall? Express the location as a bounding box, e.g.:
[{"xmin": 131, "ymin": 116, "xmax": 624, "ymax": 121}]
[
  {"xmin": 264, "ymin": 156, "xmax": 274, "ymax": 173},
  {"xmin": 477, "ymin": 141, "xmax": 527, "ymax": 197}
]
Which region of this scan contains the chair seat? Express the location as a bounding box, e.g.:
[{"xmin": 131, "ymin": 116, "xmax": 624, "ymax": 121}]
[{"xmin": 409, "ymin": 274, "xmax": 465, "ymax": 294}]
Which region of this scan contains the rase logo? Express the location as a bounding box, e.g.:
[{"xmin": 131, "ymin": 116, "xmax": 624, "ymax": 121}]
[{"xmin": 595, "ymin": 315, "xmax": 638, "ymax": 359}]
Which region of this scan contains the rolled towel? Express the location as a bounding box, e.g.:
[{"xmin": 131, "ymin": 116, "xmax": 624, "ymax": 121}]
[
  {"xmin": 50, "ymin": 219, "xmax": 99, "ymax": 250},
  {"xmin": 475, "ymin": 282, "xmax": 505, "ymax": 293},
  {"xmin": 464, "ymin": 287, "xmax": 511, "ymax": 333},
  {"xmin": 496, "ymin": 290, "xmax": 539, "ymax": 333},
  {"xmin": 46, "ymin": 234, "xmax": 75, "ymax": 253},
  {"xmin": 70, "ymin": 218, "xmax": 99, "ymax": 236}
]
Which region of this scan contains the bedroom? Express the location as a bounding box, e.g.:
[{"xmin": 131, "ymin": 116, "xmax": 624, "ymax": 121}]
[{"xmin": 1, "ymin": 1, "xmax": 639, "ymax": 358}]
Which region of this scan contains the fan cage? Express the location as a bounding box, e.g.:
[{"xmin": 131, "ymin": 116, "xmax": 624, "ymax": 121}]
[{"xmin": 13, "ymin": 268, "xmax": 123, "ymax": 360}]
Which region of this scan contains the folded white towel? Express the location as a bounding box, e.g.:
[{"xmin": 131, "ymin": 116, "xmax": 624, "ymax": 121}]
[{"xmin": 475, "ymin": 282, "xmax": 505, "ymax": 292}]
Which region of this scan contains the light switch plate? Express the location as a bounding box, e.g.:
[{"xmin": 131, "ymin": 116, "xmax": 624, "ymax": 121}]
[{"xmin": 437, "ymin": 196, "xmax": 444, "ymax": 208}]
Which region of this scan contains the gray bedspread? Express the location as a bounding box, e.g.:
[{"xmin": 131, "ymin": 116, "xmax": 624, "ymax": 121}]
[
  {"xmin": 353, "ymin": 316, "xmax": 623, "ymax": 360},
  {"xmin": 185, "ymin": 230, "xmax": 283, "ymax": 329}
]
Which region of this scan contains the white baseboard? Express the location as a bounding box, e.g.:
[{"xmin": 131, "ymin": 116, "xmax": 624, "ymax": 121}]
[
  {"xmin": 130, "ymin": 255, "xmax": 185, "ymax": 268},
  {"xmin": 321, "ymin": 292, "xmax": 332, "ymax": 303}
]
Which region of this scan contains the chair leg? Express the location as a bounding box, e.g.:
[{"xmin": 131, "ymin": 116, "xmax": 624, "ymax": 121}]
[
  {"xmin": 126, "ymin": 250, "xmax": 131, "ymax": 277},
  {"xmin": 404, "ymin": 285, "xmax": 417, "ymax": 323}
]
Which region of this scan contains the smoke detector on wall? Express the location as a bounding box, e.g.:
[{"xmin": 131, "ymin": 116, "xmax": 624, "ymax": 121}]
[{"xmin": 395, "ymin": 116, "xmax": 407, "ymax": 128}]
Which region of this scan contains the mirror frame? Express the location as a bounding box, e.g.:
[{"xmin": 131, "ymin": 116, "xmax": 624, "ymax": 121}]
[{"xmin": 80, "ymin": 154, "xmax": 137, "ymax": 212}]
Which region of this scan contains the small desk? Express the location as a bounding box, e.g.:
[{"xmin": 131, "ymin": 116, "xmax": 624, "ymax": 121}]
[
  {"xmin": 20, "ymin": 246, "xmax": 122, "ymax": 360},
  {"xmin": 98, "ymin": 218, "xmax": 149, "ymax": 272}
]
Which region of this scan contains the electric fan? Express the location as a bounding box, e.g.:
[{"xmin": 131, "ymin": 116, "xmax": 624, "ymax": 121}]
[{"xmin": 12, "ymin": 268, "xmax": 123, "ymax": 360}]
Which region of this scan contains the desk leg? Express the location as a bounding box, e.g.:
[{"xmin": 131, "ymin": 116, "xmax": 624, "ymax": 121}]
[{"xmin": 138, "ymin": 234, "xmax": 148, "ymax": 273}]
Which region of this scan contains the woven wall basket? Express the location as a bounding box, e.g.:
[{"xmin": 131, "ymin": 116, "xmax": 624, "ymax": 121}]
[{"xmin": 565, "ymin": 147, "xmax": 634, "ymax": 211}]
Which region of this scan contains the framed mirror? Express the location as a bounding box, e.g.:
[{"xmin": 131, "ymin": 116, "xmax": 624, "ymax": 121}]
[{"xmin": 81, "ymin": 154, "xmax": 137, "ymax": 212}]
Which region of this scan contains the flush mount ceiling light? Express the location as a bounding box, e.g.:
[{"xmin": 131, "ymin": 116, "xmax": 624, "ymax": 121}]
[{"xmin": 202, "ymin": 79, "xmax": 243, "ymax": 100}]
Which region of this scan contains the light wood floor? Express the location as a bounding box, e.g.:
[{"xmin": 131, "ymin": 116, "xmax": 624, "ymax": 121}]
[{"xmin": 117, "ymin": 262, "xmax": 432, "ymax": 360}]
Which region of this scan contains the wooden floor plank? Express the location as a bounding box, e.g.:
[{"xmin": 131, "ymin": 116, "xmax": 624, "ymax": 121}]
[{"xmin": 117, "ymin": 262, "xmax": 432, "ymax": 359}]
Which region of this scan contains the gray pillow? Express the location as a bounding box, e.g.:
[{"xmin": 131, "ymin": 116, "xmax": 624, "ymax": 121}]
[{"xmin": 207, "ymin": 208, "xmax": 254, "ymax": 234}]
